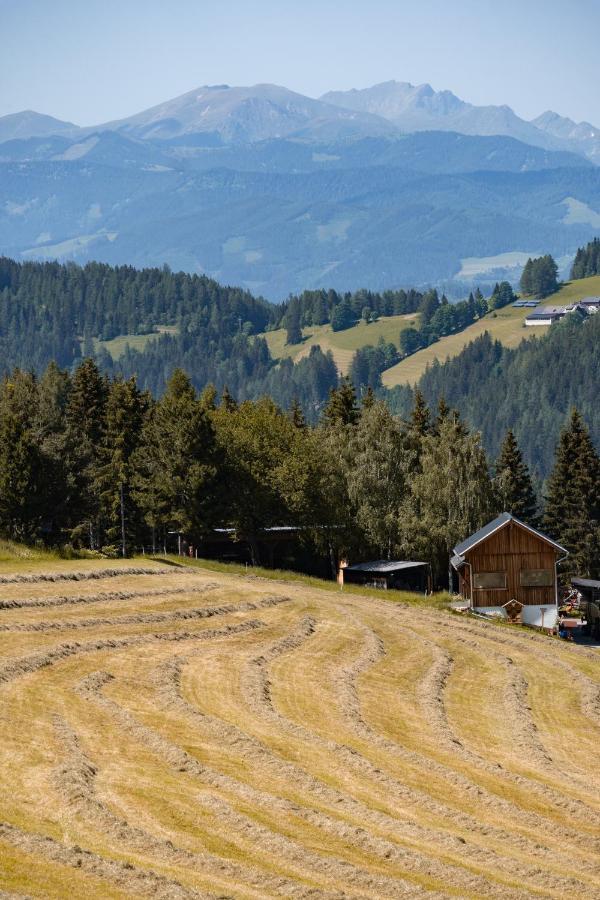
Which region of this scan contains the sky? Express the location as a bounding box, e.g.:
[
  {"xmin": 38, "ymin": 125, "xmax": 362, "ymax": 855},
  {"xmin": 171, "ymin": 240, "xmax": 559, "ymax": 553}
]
[{"xmin": 1, "ymin": 0, "xmax": 599, "ymax": 126}]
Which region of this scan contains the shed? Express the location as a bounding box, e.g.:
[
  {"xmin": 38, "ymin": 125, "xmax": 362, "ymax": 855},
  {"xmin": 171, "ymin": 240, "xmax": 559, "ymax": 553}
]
[
  {"xmin": 573, "ymin": 577, "xmax": 600, "ymax": 639},
  {"xmin": 525, "ymin": 307, "xmax": 565, "ymax": 326},
  {"xmin": 342, "ymin": 560, "xmax": 430, "ymax": 593},
  {"xmin": 451, "ymin": 513, "xmax": 567, "ymax": 627}
]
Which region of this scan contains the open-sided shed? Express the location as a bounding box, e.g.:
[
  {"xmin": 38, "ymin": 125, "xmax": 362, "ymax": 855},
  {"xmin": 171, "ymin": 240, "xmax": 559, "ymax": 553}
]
[
  {"xmin": 451, "ymin": 513, "xmax": 567, "ymax": 627},
  {"xmin": 342, "ymin": 560, "xmax": 430, "ymax": 593}
]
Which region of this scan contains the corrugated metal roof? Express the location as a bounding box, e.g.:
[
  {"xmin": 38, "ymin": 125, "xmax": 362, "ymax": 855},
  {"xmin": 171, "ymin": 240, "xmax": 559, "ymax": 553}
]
[
  {"xmin": 452, "ymin": 512, "xmax": 566, "ymax": 558},
  {"xmin": 572, "ymin": 577, "xmax": 600, "ymax": 589},
  {"xmin": 345, "ymin": 560, "xmax": 428, "ymax": 573}
]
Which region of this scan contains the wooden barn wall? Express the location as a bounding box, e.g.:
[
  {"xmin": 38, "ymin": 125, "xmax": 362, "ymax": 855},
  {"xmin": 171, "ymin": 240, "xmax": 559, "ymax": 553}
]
[{"xmin": 466, "ymin": 522, "xmax": 557, "ymax": 607}]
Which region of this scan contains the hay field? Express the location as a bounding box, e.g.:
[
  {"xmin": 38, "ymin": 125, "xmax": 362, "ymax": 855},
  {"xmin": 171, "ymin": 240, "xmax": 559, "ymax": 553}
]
[
  {"xmin": 382, "ymin": 306, "xmax": 537, "ymax": 387},
  {"xmin": 1, "ymin": 559, "xmax": 600, "ymax": 898},
  {"xmin": 263, "ymin": 315, "xmax": 418, "ymax": 375},
  {"xmin": 383, "ymin": 275, "xmax": 600, "ymax": 387}
]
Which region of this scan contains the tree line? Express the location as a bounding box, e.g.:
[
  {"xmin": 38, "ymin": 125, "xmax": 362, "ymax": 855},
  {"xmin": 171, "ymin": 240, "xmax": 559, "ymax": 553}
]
[
  {"xmin": 389, "ymin": 310, "xmax": 600, "ymax": 483},
  {"xmin": 571, "ymin": 237, "xmax": 600, "ymax": 280},
  {"xmin": 0, "ymin": 360, "xmax": 597, "ymax": 584},
  {"xmin": 519, "ymin": 254, "xmax": 559, "ymax": 298}
]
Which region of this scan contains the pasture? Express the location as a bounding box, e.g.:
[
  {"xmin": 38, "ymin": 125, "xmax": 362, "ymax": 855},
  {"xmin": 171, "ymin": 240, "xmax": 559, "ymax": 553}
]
[
  {"xmin": 383, "ymin": 275, "xmax": 600, "ymax": 387},
  {"xmin": 0, "ymin": 557, "xmax": 599, "ymax": 898},
  {"xmin": 263, "ymin": 314, "xmax": 418, "ymax": 375}
]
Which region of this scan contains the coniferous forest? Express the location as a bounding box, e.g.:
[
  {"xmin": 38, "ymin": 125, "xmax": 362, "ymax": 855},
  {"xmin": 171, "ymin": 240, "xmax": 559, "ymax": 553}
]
[
  {"xmin": 0, "ymin": 246, "xmax": 599, "ymax": 580},
  {"xmin": 0, "ymin": 360, "xmax": 598, "ymax": 584}
]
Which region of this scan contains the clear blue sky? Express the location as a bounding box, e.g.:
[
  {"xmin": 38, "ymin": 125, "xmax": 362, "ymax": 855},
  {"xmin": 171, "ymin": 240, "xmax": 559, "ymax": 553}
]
[{"xmin": 1, "ymin": 0, "xmax": 599, "ymax": 126}]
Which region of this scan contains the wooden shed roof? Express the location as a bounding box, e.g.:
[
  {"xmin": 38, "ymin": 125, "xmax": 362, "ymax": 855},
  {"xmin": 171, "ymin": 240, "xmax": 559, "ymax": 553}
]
[{"xmin": 453, "ymin": 512, "xmax": 566, "ymax": 559}]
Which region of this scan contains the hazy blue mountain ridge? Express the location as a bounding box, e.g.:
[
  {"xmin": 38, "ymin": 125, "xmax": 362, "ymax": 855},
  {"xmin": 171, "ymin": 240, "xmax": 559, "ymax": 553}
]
[{"xmin": 1, "ymin": 81, "xmax": 600, "ymax": 298}]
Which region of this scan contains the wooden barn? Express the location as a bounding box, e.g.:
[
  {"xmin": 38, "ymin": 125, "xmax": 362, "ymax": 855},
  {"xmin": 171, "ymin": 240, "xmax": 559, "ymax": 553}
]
[{"xmin": 451, "ymin": 513, "xmax": 567, "ymax": 627}]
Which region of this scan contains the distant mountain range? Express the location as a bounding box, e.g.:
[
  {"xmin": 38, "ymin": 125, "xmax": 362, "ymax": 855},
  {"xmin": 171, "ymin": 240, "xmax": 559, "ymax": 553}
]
[
  {"xmin": 3, "ymin": 80, "xmax": 599, "ymax": 160},
  {"xmin": 1, "ymin": 81, "xmax": 600, "ymax": 298}
]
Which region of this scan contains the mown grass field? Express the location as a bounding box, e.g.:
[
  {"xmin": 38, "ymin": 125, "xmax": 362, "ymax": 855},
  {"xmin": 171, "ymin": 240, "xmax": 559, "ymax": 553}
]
[
  {"xmin": 382, "ymin": 305, "xmax": 536, "ymax": 387},
  {"xmin": 1, "ymin": 555, "xmax": 599, "ymax": 898},
  {"xmin": 383, "ymin": 275, "xmax": 600, "ymax": 387},
  {"xmin": 94, "ymin": 326, "xmax": 179, "ymax": 361},
  {"xmin": 263, "ymin": 314, "xmax": 418, "ymax": 375}
]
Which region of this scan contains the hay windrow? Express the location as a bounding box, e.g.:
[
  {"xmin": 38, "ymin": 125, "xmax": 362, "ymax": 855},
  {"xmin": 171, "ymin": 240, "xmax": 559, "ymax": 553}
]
[
  {"xmin": 0, "ymin": 567, "xmax": 188, "ymax": 585},
  {"xmin": 2, "ymin": 562, "xmax": 600, "ymax": 897}
]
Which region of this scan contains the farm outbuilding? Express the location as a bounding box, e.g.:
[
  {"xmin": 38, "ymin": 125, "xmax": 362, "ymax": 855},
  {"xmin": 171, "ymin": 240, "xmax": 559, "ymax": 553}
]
[
  {"xmin": 573, "ymin": 577, "xmax": 600, "ymax": 639},
  {"xmin": 451, "ymin": 512, "xmax": 567, "ymax": 628},
  {"xmin": 341, "ymin": 560, "xmax": 430, "ymax": 593}
]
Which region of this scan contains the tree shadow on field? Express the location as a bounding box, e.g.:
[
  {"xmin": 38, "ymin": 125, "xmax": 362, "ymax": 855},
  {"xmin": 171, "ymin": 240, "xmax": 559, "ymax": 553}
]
[{"xmin": 150, "ymin": 556, "xmax": 187, "ymax": 568}]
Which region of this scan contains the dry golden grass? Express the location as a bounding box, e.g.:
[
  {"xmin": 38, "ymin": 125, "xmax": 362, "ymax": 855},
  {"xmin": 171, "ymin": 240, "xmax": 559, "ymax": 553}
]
[{"xmin": 0, "ymin": 559, "xmax": 599, "ymax": 898}]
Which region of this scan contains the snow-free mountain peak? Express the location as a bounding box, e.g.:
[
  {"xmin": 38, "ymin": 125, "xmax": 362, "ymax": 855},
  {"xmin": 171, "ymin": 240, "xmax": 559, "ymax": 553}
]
[
  {"xmin": 94, "ymin": 82, "xmax": 399, "ymax": 143},
  {"xmin": 0, "ymin": 110, "xmax": 79, "ymax": 143}
]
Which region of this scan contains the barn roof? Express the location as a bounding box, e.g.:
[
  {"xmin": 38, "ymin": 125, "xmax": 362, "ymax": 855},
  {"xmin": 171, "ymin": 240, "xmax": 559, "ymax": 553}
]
[
  {"xmin": 452, "ymin": 512, "xmax": 567, "ymax": 559},
  {"xmin": 345, "ymin": 560, "xmax": 428, "ymax": 574},
  {"xmin": 572, "ymin": 576, "xmax": 600, "ymax": 590}
]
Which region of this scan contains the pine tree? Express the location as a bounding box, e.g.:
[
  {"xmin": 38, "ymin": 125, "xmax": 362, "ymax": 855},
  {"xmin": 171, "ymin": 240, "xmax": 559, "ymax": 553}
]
[
  {"xmin": 94, "ymin": 377, "xmax": 149, "ymax": 553},
  {"xmin": 133, "ymin": 370, "xmax": 217, "ymax": 542},
  {"xmin": 494, "ymin": 430, "xmax": 538, "ymax": 524},
  {"xmin": 323, "ymin": 378, "xmax": 359, "ymax": 426},
  {"xmin": 434, "ymin": 397, "xmax": 450, "ymax": 432},
  {"xmin": 544, "ymin": 409, "xmax": 600, "ymax": 577},
  {"xmin": 361, "ymin": 385, "xmax": 376, "ymax": 410},
  {"xmin": 285, "ymin": 308, "xmax": 303, "ymax": 345},
  {"xmin": 199, "ymin": 383, "xmax": 217, "ymax": 412},
  {"xmin": 0, "ymin": 409, "xmax": 46, "ymax": 541},
  {"xmin": 220, "ymin": 386, "xmax": 238, "ymax": 412},
  {"xmin": 289, "ymin": 398, "xmax": 306, "ymax": 428},
  {"xmin": 520, "ymin": 258, "xmax": 533, "ymax": 295},
  {"xmin": 65, "ymin": 358, "xmax": 108, "ymax": 547},
  {"xmin": 410, "ymin": 389, "xmax": 430, "ymax": 436}
]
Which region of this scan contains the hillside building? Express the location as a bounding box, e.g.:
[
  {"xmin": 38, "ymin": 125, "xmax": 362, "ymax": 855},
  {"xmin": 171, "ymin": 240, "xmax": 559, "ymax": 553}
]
[
  {"xmin": 341, "ymin": 560, "xmax": 430, "ymax": 592},
  {"xmin": 525, "ymin": 302, "xmax": 592, "ymax": 326},
  {"xmin": 451, "ymin": 513, "xmax": 567, "ymax": 628}
]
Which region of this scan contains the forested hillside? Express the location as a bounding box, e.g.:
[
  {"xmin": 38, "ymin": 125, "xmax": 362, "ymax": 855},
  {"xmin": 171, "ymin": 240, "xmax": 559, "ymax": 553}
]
[
  {"xmin": 0, "ymin": 360, "xmax": 598, "ymax": 582},
  {"xmin": 390, "ymin": 312, "xmax": 600, "ymax": 481},
  {"xmin": 0, "ymin": 257, "xmax": 341, "ymax": 415}
]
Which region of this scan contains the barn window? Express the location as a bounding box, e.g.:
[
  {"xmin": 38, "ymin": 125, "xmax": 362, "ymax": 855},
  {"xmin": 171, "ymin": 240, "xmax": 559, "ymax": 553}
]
[
  {"xmin": 520, "ymin": 569, "xmax": 553, "ymax": 587},
  {"xmin": 473, "ymin": 572, "xmax": 507, "ymax": 590}
]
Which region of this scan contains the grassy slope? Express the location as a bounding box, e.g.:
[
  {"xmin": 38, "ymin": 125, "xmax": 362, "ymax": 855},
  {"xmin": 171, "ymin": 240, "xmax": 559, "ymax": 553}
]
[
  {"xmin": 383, "ymin": 275, "xmax": 600, "ymax": 387},
  {"xmin": 94, "ymin": 326, "xmax": 179, "ymax": 361},
  {"xmin": 1, "ymin": 552, "xmax": 599, "ymax": 897},
  {"xmin": 263, "ymin": 314, "xmax": 418, "ymax": 375}
]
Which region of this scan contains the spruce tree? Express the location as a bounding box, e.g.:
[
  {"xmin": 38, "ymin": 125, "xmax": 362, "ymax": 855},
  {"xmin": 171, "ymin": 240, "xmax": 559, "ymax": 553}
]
[
  {"xmin": 289, "ymin": 398, "xmax": 306, "ymax": 428},
  {"xmin": 494, "ymin": 429, "xmax": 538, "ymax": 524},
  {"xmin": 361, "ymin": 385, "xmax": 376, "ymax": 410},
  {"xmin": 544, "ymin": 409, "xmax": 600, "ymax": 577},
  {"xmin": 434, "ymin": 397, "xmax": 450, "ymax": 432},
  {"xmin": 95, "ymin": 377, "xmax": 149, "ymax": 553},
  {"xmin": 220, "ymin": 386, "xmax": 238, "ymax": 412},
  {"xmin": 133, "ymin": 370, "xmax": 217, "ymax": 543},
  {"xmin": 323, "ymin": 378, "xmax": 359, "ymax": 426},
  {"xmin": 285, "ymin": 308, "xmax": 303, "ymax": 345},
  {"xmin": 410, "ymin": 389, "xmax": 430, "ymax": 436},
  {"xmin": 0, "ymin": 410, "xmax": 46, "ymax": 541},
  {"xmin": 65, "ymin": 358, "xmax": 108, "ymax": 547}
]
